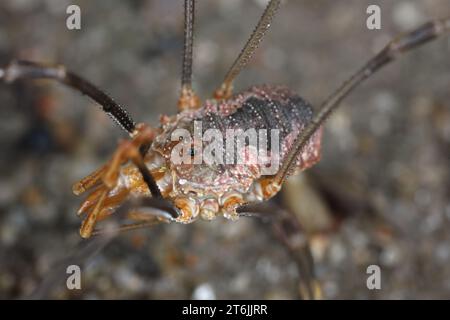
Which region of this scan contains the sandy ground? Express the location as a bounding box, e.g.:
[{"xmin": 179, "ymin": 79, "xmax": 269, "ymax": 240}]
[{"xmin": 0, "ymin": 0, "xmax": 450, "ymax": 299}]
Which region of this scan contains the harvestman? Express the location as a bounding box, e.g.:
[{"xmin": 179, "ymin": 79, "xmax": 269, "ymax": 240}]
[{"xmin": 1, "ymin": 1, "xmax": 449, "ymax": 299}]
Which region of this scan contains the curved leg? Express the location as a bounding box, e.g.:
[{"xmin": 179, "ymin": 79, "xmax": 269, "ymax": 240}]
[
  {"xmin": 89, "ymin": 197, "xmax": 178, "ymax": 237},
  {"xmin": 274, "ymin": 17, "xmax": 450, "ymax": 186},
  {"xmin": 27, "ymin": 197, "xmax": 177, "ymax": 299},
  {"xmin": 237, "ymin": 202, "xmax": 322, "ymax": 300},
  {"xmin": 0, "ymin": 60, "xmax": 136, "ymax": 135}
]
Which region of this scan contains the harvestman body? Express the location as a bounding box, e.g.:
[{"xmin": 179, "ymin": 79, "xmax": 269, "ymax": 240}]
[{"xmin": 1, "ymin": 0, "xmax": 449, "ymax": 299}]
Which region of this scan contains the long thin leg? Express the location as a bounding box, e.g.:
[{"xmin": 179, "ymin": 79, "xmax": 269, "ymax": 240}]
[
  {"xmin": 273, "ymin": 17, "xmax": 450, "ymax": 187},
  {"xmin": 0, "ymin": 60, "xmax": 166, "ymax": 220},
  {"xmin": 0, "ymin": 60, "xmax": 136, "ymax": 135},
  {"xmin": 28, "ymin": 199, "xmax": 177, "ymax": 298},
  {"xmin": 27, "ymin": 226, "xmax": 117, "ymax": 299},
  {"xmin": 214, "ymin": 0, "xmax": 281, "ymax": 100},
  {"xmin": 90, "ymin": 197, "xmax": 178, "ymax": 237},
  {"xmin": 178, "ymin": 0, "xmax": 201, "ymax": 111},
  {"xmin": 237, "ymin": 202, "xmax": 322, "ymax": 300},
  {"xmin": 92, "ymin": 220, "xmax": 163, "ymax": 236}
]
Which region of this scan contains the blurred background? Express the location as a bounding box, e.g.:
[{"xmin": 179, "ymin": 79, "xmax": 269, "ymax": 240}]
[{"xmin": 0, "ymin": 0, "xmax": 449, "ymax": 299}]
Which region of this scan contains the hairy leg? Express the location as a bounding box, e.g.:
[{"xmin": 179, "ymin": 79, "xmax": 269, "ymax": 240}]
[{"xmin": 0, "ymin": 60, "xmax": 136, "ymax": 134}]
